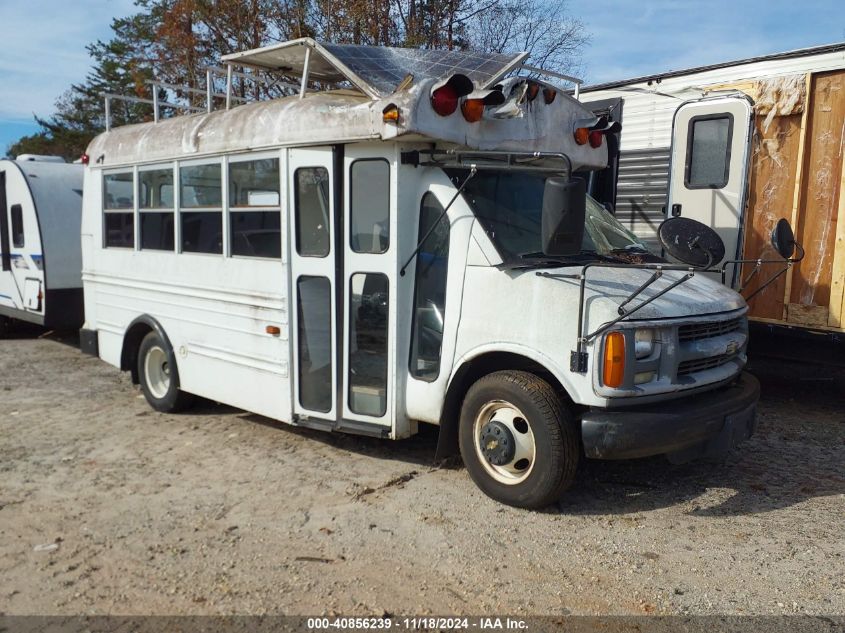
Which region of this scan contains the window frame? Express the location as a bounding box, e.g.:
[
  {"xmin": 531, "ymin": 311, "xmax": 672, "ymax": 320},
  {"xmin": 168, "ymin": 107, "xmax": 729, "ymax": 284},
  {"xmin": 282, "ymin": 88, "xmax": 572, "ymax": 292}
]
[
  {"xmin": 408, "ymin": 191, "xmax": 450, "ymax": 383},
  {"xmin": 10, "ymin": 204, "xmax": 24, "ymax": 248},
  {"xmin": 102, "ymin": 168, "xmax": 136, "ymax": 249},
  {"xmin": 349, "ymin": 158, "xmax": 390, "ymax": 254},
  {"xmin": 228, "ymin": 151, "xmax": 283, "ymax": 260},
  {"xmin": 683, "ymin": 113, "xmax": 734, "ymax": 190},
  {"xmin": 177, "ymin": 157, "xmax": 224, "ymax": 256},
  {"xmin": 138, "ymin": 162, "xmax": 176, "ymax": 252}
]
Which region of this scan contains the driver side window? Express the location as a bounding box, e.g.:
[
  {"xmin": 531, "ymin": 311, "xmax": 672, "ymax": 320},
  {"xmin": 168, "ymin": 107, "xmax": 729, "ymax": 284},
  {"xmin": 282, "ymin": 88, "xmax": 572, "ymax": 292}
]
[{"xmin": 410, "ymin": 193, "xmax": 450, "ymax": 381}]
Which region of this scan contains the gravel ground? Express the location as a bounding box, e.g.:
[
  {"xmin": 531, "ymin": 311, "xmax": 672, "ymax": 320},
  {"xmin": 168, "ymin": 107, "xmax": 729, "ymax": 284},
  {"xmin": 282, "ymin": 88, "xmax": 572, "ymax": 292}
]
[{"xmin": 0, "ymin": 327, "xmax": 843, "ymax": 616}]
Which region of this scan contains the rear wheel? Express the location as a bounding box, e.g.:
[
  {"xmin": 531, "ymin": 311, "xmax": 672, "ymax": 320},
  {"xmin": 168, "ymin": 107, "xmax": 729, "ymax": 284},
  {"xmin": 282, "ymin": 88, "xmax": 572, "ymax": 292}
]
[
  {"xmin": 137, "ymin": 331, "xmax": 194, "ymax": 413},
  {"xmin": 459, "ymin": 370, "xmax": 578, "ymax": 508},
  {"xmin": 0, "ymin": 316, "xmax": 8, "ymax": 338}
]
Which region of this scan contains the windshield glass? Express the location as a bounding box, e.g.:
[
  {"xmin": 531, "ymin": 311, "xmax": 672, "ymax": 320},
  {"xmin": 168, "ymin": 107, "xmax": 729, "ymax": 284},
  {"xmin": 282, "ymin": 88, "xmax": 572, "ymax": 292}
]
[{"xmin": 446, "ymin": 169, "xmax": 648, "ymax": 263}]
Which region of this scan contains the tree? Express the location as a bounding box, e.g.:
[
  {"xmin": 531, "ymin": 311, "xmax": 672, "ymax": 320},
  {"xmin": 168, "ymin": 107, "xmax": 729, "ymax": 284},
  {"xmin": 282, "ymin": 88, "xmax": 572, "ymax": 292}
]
[{"xmin": 7, "ymin": 0, "xmax": 587, "ymax": 159}]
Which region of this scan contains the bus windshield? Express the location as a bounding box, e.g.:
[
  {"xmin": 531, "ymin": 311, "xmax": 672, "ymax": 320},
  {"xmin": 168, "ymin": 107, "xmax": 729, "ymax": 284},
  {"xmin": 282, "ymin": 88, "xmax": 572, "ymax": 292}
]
[{"xmin": 447, "ymin": 169, "xmax": 649, "ymax": 264}]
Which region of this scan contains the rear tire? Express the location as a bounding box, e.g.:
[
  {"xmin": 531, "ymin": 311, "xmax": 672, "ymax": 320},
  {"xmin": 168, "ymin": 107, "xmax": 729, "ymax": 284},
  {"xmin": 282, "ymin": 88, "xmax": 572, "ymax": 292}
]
[
  {"xmin": 0, "ymin": 316, "xmax": 8, "ymax": 338},
  {"xmin": 137, "ymin": 331, "xmax": 194, "ymax": 413},
  {"xmin": 459, "ymin": 370, "xmax": 578, "ymax": 509}
]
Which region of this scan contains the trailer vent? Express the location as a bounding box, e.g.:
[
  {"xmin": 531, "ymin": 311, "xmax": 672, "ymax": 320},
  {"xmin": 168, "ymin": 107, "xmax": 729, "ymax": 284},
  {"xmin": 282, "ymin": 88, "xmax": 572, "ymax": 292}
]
[{"xmin": 678, "ymin": 318, "xmax": 742, "ymax": 342}]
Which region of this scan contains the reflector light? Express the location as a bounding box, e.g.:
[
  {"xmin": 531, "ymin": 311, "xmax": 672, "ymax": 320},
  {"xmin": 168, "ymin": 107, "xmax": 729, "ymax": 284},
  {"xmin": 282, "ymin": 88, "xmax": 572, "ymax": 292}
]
[
  {"xmin": 80, "ymin": 154, "xmax": 90, "ymax": 165},
  {"xmin": 603, "ymin": 331, "xmax": 626, "ymax": 388},
  {"xmin": 382, "ymin": 104, "xmax": 400, "ymax": 123},
  {"xmin": 461, "ymin": 98, "xmax": 485, "ymax": 123},
  {"xmin": 589, "ymin": 130, "xmax": 604, "ymax": 148},
  {"xmin": 431, "ymin": 84, "xmax": 459, "ymax": 116},
  {"xmin": 543, "ymin": 88, "xmax": 556, "ymax": 104},
  {"xmin": 574, "ymin": 127, "xmax": 589, "ymax": 145},
  {"xmin": 266, "ymin": 325, "xmax": 281, "ymax": 335}
]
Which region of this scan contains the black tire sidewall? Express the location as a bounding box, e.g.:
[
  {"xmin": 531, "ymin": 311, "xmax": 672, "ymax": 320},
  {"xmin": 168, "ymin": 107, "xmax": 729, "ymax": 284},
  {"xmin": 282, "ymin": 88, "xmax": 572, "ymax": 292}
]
[
  {"xmin": 459, "ymin": 371, "xmax": 577, "ymax": 508},
  {"xmin": 138, "ymin": 331, "xmax": 184, "ymax": 413}
]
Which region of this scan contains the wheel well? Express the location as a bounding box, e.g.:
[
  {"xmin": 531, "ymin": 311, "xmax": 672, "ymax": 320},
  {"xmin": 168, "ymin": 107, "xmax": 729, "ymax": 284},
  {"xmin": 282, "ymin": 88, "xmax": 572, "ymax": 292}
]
[
  {"xmin": 435, "ymin": 352, "xmax": 574, "ymax": 460},
  {"xmin": 121, "ymin": 321, "xmax": 154, "ymax": 384}
]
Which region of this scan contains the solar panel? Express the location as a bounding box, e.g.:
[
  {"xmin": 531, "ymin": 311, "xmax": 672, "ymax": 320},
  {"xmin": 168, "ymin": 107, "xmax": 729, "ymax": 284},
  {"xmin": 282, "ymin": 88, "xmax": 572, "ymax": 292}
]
[{"xmin": 321, "ymin": 43, "xmax": 525, "ymax": 95}]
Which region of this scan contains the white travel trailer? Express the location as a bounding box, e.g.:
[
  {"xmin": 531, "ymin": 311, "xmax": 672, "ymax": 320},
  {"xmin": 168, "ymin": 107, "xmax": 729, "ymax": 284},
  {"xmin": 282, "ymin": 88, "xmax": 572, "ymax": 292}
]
[
  {"xmin": 0, "ymin": 158, "xmax": 84, "ymax": 335},
  {"xmin": 581, "ymin": 42, "xmax": 845, "ymax": 365},
  {"xmin": 81, "ymin": 39, "xmax": 760, "ymax": 508}
]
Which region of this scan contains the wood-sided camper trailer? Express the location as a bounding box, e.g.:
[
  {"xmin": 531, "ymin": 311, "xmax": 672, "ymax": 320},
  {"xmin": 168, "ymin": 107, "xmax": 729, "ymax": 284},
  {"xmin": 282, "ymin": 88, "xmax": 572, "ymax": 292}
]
[
  {"xmin": 582, "ymin": 43, "xmax": 845, "ymax": 364},
  {"xmin": 0, "ymin": 157, "xmax": 84, "ymax": 335}
]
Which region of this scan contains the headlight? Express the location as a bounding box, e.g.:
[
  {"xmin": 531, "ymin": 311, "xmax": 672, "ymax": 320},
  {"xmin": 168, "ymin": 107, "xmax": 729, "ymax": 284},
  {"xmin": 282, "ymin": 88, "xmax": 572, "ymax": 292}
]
[{"xmin": 634, "ymin": 329, "xmax": 654, "ymax": 359}]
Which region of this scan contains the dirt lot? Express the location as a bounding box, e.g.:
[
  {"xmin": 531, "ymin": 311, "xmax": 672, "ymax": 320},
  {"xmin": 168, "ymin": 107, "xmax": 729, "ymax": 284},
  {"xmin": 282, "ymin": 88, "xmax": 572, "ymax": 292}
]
[{"xmin": 0, "ymin": 328, "xmax": 843, "ymax": 616}]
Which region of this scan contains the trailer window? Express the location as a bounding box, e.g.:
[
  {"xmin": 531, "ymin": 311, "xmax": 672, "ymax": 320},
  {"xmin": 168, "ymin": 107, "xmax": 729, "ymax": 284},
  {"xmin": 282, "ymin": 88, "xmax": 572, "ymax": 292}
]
[
  {"xmin": 410, "ymin": 193, "xmax": 449, "ymax": 381},
  {"xmin": 229, "ymin": 158, "xmax": 281, "ymax": 258},
  {"xmin": 180, "ymin": 163, "xmax": 222, "ymax": 254},
  {"xmin": 350, "ymin": 159, "xmax": 389, "ymax": 254},
  {"xmin": 139, "ymin": 167, "xmax": 175, "ymax": 251},
  {"xmin": 294, "ymin": 167, "xmax": 330, "ymax": 257},
  {"xmin": 685, "ymin": 114, "xmax": 733, "ymax": 189},
  {"xmin": 103, "ymin": 172, "xmax": 134, "ymax": 248},
  {"xmin": 297, "ymin": 276, "xmax": 333, "ymax": 413},
  {"xmin": 11, "ymin": 204, "xmax": 24, "ymax": 248},
  {"xmin": 349, "ymin": 273, "xmax": 388, "ymax": 416}
]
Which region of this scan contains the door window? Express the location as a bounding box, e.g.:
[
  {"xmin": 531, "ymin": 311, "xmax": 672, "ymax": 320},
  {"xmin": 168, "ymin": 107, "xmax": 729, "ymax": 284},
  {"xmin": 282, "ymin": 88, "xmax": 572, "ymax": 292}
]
[
  {"xmin": 297, "ymin": 276, "xmax": 333, "ymax": 412},
  {"xmin": 685, "ymin": 114, "xmax": 733, "ymax": 189},
  {"xmin": 349, "ymin": 273, "xmax": 388, "ymax": 416},
  {"xmin": 350, "ymin": 159, "xmax": 390, "ymax": 253},
  {"xmin": 410, "ymin": 193, "xmax": 450, "ymax": 381},
  {"xmin": 294, "ymin": 167, "xmax": 331, "ymax": 257}
]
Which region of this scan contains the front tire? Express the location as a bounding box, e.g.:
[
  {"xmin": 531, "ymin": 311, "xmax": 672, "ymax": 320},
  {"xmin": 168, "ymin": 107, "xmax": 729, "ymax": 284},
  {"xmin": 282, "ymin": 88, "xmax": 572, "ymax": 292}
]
[
  {"xmin": 137, "ymin": 331, "xmax": 194, "ymax": 413},
  {"xmin": 459, "ymin": 370, "xmax": 578, "ymax": 508}
]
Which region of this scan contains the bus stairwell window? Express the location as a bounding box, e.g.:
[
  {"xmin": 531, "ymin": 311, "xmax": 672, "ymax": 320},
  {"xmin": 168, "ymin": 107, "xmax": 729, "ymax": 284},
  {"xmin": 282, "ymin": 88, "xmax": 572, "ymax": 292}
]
[
  {"xmin": 230, "ymin": 158, "xmax": 281, "ymax": 258},
  {"xmin": 103, "ymin": 172, "xmax": 135, "ymax": 248}
]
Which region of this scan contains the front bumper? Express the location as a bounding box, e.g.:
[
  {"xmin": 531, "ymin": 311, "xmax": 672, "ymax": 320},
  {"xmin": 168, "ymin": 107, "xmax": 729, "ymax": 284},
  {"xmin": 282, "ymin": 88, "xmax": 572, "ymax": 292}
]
[{"xmin": 581, "ymin": 372, "xmax": 760, "ymax": 462}]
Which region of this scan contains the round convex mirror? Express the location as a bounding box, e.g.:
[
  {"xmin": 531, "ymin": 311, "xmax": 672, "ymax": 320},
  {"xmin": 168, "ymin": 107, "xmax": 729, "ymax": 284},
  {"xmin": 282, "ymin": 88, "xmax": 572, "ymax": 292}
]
[
  {"xmin": 771, "ymin": 218, "xmax": 796, "ymax": 260},
  {"xmin": 658, "ymin": 217, "xmax": 726, "ymax": 268}
]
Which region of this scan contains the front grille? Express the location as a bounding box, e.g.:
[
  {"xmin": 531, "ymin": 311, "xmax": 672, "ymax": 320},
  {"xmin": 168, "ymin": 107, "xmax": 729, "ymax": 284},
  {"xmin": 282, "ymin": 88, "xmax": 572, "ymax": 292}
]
[
  {"xmin": 678, "ymin": 317, "xmax": 743, "ymax": 342},
  {"xmin": 678, "ymin": 353, "xmax": 738, "ymax": 376}
]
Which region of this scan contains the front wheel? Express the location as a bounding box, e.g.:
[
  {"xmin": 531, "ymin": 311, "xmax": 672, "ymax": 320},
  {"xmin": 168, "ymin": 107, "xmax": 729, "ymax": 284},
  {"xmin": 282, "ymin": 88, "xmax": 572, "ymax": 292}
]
[
  {"xmin": 137, "ymin": 331, "xmax": 194, "ymax": 413},
  {"xmin": 459, "ymin": 370, "xmax": 579, "ymax": 508}
]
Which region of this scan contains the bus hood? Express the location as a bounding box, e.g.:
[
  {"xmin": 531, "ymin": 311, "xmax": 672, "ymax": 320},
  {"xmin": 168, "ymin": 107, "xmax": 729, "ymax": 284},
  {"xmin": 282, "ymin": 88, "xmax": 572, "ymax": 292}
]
[{"xmin": 538, "ymin": 265, "xmax": 746, "ymax": 328}]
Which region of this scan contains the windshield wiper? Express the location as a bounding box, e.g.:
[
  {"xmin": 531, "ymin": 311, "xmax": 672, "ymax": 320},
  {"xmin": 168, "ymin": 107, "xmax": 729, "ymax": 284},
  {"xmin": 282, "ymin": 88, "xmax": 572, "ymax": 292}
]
[
  {"xmin": 609, "ymin": 244, "xmax": 650, "ymax": 253},
  {"xmin": 504, "ymin": 250, "xmax": 608, "ymax": 269}
]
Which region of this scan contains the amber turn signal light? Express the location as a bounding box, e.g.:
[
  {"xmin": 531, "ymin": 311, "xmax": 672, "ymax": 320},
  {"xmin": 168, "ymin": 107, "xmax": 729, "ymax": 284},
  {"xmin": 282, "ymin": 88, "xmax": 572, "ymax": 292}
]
[
  {"xmin": 461, "ymin": 98, "xmax": 485, "ymax": 123},
  {"xmin": 603, "ymin": 331, "xmax": 625, "ymax": 388},
  {"xmin": 266, "ymin": 325, "xmax": 281, "ymax": 336}
]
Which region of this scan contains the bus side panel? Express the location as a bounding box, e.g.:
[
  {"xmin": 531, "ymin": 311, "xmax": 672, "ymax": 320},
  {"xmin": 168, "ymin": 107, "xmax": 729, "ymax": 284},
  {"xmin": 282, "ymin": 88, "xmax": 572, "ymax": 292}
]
[{"xmin": 86, "ymin": 252, "xmax": 292, "ymax": 421}]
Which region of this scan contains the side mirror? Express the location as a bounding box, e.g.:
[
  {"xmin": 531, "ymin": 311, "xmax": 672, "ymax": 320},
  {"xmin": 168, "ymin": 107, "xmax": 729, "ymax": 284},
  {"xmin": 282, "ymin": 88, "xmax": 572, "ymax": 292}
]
[
  {"xmin": 658, "ymin": 216, "xmax": 726, "ymax": 268},
  {"xmin": 771, "ymin": 218, "xmax": 796, "ymax": 260},
  {"xmin": 541, "ymin": 177, "xmax": 586, "ymax": 256}
]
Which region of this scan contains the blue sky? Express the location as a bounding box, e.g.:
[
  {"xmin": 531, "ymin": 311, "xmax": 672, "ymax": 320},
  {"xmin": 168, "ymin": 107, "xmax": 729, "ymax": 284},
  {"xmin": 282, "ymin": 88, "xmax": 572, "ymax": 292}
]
[{"xmin": 2, "ymin": 0, "xmax": 844, "ymax": 154}]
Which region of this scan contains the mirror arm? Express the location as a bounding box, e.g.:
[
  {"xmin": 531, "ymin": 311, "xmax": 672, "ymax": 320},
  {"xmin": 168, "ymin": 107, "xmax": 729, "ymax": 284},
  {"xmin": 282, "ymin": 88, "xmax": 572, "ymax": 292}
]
[
  {"xmin": 789, "ymin": 241, "xmax": 805, "ymax": 263},
  {"xmin": 585, "ymin": 271, "xmax": 695, "ymax": 343},
  {"xmin": 616, "ymin": 269, "xmax": 663, "ymax": 316},
  {"xmin": 399, "ymin": 166, "xmax": 477, "ymax": 277},
  {"xmin": 743, "ymin": 265, "xmax": 790, "ymax": 303},
  {"xmin": 738, "ymin": 260, "xmax": 762, "ymax": 293}
]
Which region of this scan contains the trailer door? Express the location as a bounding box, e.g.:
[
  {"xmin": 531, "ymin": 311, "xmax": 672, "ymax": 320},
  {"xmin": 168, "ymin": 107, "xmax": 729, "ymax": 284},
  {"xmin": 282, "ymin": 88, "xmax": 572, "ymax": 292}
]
[
  {"xmin": 289, "ymin": 147, "xmax": 339, "ymax": 423},
  {"xmin": 667, "ymin": 96, "xmax": 753, "ymax": 274}
]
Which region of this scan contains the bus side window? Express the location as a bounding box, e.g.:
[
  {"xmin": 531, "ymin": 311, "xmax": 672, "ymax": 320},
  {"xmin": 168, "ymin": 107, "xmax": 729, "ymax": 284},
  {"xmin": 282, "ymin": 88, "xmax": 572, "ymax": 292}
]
[
  {"xmin": 103, "ymin": 171, "xmax": 135, "ymax": 248},
  {"xmin": 294, "ymin": 167, "xmax": 330, "ymax": 257},
  {"xmin": 410, "ymin": 192, "xmax": 449, "ymax": 381},
  {"xmin": 11, "ymin": 204, "xmax": 24, "ymax": 248}
]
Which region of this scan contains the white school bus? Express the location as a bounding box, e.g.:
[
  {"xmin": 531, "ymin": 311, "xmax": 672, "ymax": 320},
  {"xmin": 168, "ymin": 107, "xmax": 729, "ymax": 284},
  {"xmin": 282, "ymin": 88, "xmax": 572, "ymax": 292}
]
[{"xmin": 80, "ymin": 39, "xmax": 760, "ymax": 508}]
